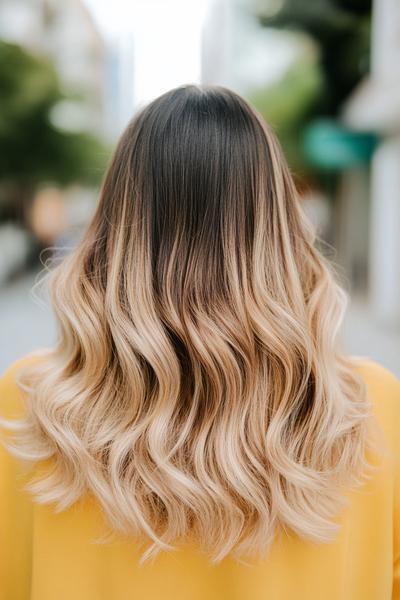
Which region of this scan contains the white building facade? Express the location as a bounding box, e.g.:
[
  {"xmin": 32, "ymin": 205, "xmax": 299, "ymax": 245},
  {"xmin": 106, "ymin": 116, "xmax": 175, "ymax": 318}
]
[{"xmin": 343, "ymin": 0, "xmax": 400, "ymax": 324}]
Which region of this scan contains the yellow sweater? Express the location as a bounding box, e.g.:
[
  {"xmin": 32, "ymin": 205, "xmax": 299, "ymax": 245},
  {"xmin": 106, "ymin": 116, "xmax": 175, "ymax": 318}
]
[{"xmin": 1, "ymin": 354, "xmax": 399, "ymax": 600}]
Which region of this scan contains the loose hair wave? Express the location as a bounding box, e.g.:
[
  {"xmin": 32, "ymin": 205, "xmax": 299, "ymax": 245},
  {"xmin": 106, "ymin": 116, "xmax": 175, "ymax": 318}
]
[{"xmin": 4, "ymin": 84, "xmax": 375, "ymax": 564}]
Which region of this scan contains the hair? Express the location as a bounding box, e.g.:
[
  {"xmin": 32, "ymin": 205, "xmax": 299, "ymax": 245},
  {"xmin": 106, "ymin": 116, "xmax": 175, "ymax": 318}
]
[{"xmin": 3, "ymin": 84, "xmax": 376, "ymax": 564}]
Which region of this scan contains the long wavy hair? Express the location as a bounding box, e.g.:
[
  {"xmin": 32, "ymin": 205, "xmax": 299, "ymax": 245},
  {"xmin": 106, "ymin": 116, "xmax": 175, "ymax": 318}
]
[{"xmin": 4, "ymin": 84, "xmax": 376, "ymax": 563}]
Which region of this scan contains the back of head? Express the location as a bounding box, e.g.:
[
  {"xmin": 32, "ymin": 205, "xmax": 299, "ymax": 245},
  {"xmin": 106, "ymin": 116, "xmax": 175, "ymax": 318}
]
[{"xmin": 12, "ymin": 84, "xmax": 373, "ymax": 563}]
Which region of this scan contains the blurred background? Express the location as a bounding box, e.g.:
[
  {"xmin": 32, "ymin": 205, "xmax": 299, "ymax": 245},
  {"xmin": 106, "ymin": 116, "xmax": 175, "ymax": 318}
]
[{"xmin": 0, "ymin": 0, "xmax": 399, "ymax": 374}]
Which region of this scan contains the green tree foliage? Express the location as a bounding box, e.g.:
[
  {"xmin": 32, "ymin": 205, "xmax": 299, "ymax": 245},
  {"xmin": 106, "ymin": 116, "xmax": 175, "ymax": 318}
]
[
  {"xmin": 248, "ymin": 59, "xmax": 323, "ymax": 175},
  {"xmin": 257, "ymin": 0, "xmax": 371, "ymax": 116},
  {"xmin": 248, "ymin": 0, "xmax": 371, "ymax": 183},
  {"xmin": 0, "ymin": 40, "xmax": 108, "ymax": 219}
]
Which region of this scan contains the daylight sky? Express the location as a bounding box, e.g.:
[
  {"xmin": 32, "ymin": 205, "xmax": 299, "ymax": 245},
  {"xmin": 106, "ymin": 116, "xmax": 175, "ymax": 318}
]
[{"xmin": 83, "ymin": 0, "xmax": 210, "ymax": 107}]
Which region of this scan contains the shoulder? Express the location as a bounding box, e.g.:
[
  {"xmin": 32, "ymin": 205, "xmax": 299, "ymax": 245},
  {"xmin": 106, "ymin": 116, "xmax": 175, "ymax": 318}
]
[
  {"xmin": 0, "ymin": 351, "xmax": 47, "ymax": 420},
  {"xmin": 0, "ymin": 355, "xmax": 42, "ymax": 595},
  {"xmin": 354, "ymin": 356, "xmax": 400, "ymax": 387},
  {"xmin": 352, "ymin": 356, "xmax": 400, "ymax": 453},
  {"xmin": 0, "ymin": 351, "xmax": 50, "ymax": 496},
  {"xmin": 353, "ymin": 356, "xmax": 400, "ymax": 408}
]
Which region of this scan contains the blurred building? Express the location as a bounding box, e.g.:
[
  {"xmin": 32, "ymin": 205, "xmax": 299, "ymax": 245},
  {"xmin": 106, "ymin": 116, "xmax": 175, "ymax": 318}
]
[
  {"xmin": 104, "ymin": 32, "xmax": 135, "ymax": 138},
  {"xmin": 343, "ymin": 0, "xmax": 400, "ymax": 324},
  {"xmin": 201, "ymin": 0, "xmax": 236, "ymax": 87}
]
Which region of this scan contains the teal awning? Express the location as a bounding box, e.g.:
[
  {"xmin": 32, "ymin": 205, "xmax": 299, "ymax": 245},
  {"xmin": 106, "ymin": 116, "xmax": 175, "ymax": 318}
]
[{"xmin": 303, "ymin": 119, "xmax": 378, "ymax": 170}]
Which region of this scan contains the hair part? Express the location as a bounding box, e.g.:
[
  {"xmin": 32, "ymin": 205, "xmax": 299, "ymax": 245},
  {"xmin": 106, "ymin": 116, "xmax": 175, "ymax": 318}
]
[{"xmin": 3, "ymin": 84, "xmax": 376, "ymax": 563}]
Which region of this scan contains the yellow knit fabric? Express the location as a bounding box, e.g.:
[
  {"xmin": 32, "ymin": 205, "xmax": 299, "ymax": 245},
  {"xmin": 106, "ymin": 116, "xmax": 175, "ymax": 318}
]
[{"xmin": 1, "ymin": 354, "xmax": 399, "ymax": 600}]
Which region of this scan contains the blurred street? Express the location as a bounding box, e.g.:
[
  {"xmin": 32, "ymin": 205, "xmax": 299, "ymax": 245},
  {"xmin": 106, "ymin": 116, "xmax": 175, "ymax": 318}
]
[
  {"xmin": 0, "ymin": 271, "xmax": 56, "ymax": 373},
  {"xmin": 1, "ymin": 269, "xmax": 399, "ymax": 377}
]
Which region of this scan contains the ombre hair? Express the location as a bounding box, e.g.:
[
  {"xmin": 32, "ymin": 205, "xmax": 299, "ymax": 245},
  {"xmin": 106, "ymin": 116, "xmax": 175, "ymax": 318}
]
[{"xmin": 4, "ymin": 84, "xmax": 376, "ymax": 563}]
